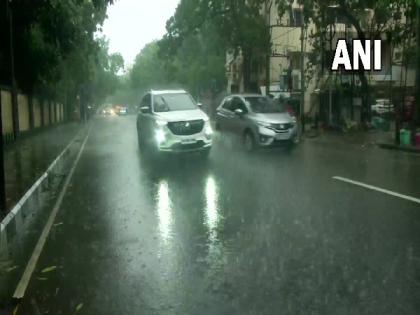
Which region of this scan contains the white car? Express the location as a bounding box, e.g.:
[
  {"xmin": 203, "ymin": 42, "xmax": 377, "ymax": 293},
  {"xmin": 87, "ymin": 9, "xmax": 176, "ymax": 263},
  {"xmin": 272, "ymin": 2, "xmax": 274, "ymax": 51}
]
[
  {"xmin": 371, "ymin": 99, "xmax": 394, "ymax": 115},
  {"xmin": 136, "ymin": 90, "xmax": 212, "ymax": 156}
]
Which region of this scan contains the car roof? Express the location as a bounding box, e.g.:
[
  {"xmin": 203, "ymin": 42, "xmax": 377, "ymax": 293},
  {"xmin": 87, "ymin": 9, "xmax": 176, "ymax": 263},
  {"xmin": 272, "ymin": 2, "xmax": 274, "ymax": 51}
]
[{"xmin": 150, "ymin": 89, "xmax": 187, "ymax": 95}]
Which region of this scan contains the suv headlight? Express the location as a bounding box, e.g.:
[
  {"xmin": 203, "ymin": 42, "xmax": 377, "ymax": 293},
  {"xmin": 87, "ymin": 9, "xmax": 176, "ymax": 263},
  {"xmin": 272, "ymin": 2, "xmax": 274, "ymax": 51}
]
[
  {"xmin": 155, "ymin": 129, "xmax": 166, "ymax": 144},
  {"xmin": 156, "ymin": 119, "xmax": 167, "ymax": 126},
  {"xmin": 204, "ymin": 122, "xmax": 213, "ymax": 136},
  {"xmin": 256, "ymin": 121, "xmax": 271, "ymax": 128}
]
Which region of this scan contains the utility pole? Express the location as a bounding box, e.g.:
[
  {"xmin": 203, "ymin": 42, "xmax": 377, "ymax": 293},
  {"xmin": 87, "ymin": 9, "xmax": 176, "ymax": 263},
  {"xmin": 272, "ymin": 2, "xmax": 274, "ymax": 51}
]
[
  {"xmin": 0, "ymin": 92, "xmax": 6, "ymax": 216},
  {"xmin": 300, "ymin": 10, "xmax": 305, "ymax": 134},
  {"xmin": 413, "ymin": 2, "xmax": 420, "ymax": 144},
  {"xmin": 6, "ymin": 0, "xmax": 19, "ymax": 140},
  {"xmin": 265, "ymin": 1, "xmax": 272, "ymax": 97}
]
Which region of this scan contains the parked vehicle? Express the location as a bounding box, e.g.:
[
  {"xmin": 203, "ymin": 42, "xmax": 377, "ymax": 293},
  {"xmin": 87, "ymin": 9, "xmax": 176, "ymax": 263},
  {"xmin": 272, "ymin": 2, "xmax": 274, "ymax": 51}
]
[
  {"xmin": 117, "ymin": 105, "xmax": 128, "ymax": 115},
  {"xmin": 274, "ymin": 95, "xmax": 299, "ymax": 117},
  {"xmin": 136, "ymin": 90, "xmax": 212, "ymax": 156},
  {"xmin": 215, "ymin": 94, "xmax": 298, "ymax": 151},
  {"xmin": 371, "ymin": 99, "xmax": 394, "ymax": 115}
]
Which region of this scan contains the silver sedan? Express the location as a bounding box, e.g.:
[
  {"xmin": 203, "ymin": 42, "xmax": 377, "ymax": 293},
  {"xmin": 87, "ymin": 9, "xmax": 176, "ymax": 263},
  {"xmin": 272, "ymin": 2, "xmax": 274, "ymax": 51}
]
[{"xmin": 215, "ymin": 94, "xmax": 298, "ymax": 151}]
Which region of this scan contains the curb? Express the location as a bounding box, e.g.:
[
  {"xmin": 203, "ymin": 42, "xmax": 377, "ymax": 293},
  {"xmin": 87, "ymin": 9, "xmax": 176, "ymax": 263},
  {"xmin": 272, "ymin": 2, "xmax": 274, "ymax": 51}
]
[{"xmin": 378, "ymin": 143, "xmax": 420, "ymax": 153}]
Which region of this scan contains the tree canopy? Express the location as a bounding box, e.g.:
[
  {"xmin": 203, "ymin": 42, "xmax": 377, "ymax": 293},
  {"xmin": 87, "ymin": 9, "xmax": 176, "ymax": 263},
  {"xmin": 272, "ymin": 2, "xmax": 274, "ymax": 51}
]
[{"xmin": 0, "ymin": 0, "xmax": 120, "ymax": 107}]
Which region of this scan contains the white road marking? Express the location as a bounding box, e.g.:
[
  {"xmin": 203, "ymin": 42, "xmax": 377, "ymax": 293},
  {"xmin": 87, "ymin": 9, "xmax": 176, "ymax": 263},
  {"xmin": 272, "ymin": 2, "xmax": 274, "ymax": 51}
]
[
  {"xmin": 13, "ymin": 127, "xmax": 91, "ymax": 299},
  {"xmin": 333, "ymin": 176, "xmax": 420, "ymax": 205},
  {"xmin": 0, "ymin": 129, "xmax": 83, "ymax": 232}
]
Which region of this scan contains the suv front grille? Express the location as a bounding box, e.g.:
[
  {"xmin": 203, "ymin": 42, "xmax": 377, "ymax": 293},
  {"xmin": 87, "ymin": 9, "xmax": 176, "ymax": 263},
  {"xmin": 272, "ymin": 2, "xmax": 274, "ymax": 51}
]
[
  {"xmin": 171, "ymin": 141, "xmax": 205, "ymax": 151},
  {"xmin": 167, "ymin": 120, "xmax": 204, "ymax": 135},
  {"xmin": 271, "ymin": 123, "xmax": 293, "ymax": 131}
]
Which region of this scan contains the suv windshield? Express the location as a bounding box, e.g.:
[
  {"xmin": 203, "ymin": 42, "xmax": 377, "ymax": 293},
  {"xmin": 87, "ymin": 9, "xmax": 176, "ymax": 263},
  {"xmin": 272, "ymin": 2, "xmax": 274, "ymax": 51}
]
[
  {"xmin": 245, "ymin": 97, "xmax": 284, "ymax": 113},
  {"xmin": 153, "ymin": 93, "xmax": 197, "ymax": 112}
]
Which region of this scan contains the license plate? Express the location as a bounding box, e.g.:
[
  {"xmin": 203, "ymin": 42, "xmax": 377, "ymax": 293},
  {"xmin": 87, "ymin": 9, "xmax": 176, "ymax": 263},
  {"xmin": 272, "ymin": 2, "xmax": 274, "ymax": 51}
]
[
  {"xmin": 181, "ymin": 139, "xmax": 197, "ymax": 144},
  {"xmin": 275, "ymin": 133, "xmax": 289, "ymax": 140}
]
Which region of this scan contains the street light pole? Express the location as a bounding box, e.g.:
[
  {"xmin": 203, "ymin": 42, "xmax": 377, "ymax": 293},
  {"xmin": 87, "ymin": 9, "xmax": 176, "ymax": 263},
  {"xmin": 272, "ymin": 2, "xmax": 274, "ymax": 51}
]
[
  {"xmin": 300, "ymin": 11, "xmax": 305, "ymax": 134},
  {"xmin": 0, "ymin": 92, "xmax": 6, "ymax": 216},
  {"xmin": 413, "ymin": 2, "xmax": 420, "ymax": 144},
  {"xmin": 6, "ymin": 0, "xmax": 19, "ymax": 140},
  {"xmin": 265, "ymin": 1, "xmax": 272, "ymax": 97}
]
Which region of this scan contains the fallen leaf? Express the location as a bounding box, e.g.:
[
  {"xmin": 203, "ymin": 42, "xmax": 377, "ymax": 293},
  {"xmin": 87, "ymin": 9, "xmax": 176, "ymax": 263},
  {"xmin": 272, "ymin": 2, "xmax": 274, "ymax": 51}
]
[
  {"xmin": 6, "ymin": 265, "xmax": 18, "ymax": 272},
  {"xmin": 36, "ymin": 277, "xmax": 48, "ymax": 281},
  {"xmin": 41, "ymin": 266, "xmax": 57, "ymax": 273},
  {"xmin": 76, "ymin": 303, "xmax": 83, "ymax": 312},
  {"xmin": 53, "ymin": 222, "xmax": 64, "ymax": 227}
]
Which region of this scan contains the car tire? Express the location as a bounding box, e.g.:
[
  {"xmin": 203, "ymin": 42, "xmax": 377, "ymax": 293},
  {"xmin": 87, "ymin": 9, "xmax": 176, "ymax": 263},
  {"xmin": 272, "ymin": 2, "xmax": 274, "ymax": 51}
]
[
  {"xmin": 243, "ymin": 131, "xmax": 255, "ymax": 152},
  {"xmin": 200, "ymin": 148, "xmax": 211, "ymax": 158},
  {"xmin": 291, "ymin": 133, "xmax": 300, "ymax": 144}
]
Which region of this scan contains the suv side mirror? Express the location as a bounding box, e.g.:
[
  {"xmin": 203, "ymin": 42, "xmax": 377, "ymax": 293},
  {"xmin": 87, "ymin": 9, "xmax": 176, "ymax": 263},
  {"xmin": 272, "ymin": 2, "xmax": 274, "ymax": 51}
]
[
  {"xmin": 140, "ymin": 106, "xmax": 151, "ymax": 114},
  {"xmin": 234, "ymin": 108, "xmax": 244, "ymax": 116}
]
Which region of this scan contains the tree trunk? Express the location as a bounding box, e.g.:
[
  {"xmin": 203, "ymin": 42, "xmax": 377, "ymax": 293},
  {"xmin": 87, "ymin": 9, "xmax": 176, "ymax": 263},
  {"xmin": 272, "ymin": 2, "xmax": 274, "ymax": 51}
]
[
  {"xmin": 336, "ymin": 2, "xmax": 370, "ymax": 125},
  {"xmin": 358, "ymin": 71, "xmax": 369, "ymax": 124},
  {"xmin": 242, "ymin": 50, "xmax": 252, "ymax": 92}
]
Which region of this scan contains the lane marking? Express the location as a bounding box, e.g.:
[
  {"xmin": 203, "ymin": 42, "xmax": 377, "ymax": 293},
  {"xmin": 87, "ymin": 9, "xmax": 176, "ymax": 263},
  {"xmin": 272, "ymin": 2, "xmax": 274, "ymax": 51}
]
[
  {"xmin": 13, "ymin": 127, "xmax": 91, "ymax": 299},
  {"xmin": 333, "ymin": 176, "xmax": 420, "ymax": 205},
  {"xmin": 0, "ymin": 128, "xmax": 84, "ymax": 232}
]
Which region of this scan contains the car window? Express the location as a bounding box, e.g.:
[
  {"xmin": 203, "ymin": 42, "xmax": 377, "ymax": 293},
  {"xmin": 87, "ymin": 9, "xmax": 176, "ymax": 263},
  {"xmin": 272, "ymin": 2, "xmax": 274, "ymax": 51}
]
[
  {"xmin": 141, "ymin": 94, "xmax": 151, "ymax": 109},
  {"xmin": 153, "ymin": 93, "xmax": 197, "ymax": 112},
  {"xmin": 245, "ymin": 96, "xmax": 284, "ymax": 113},
  {"xmin": 231, "ymin": 97, "xmax": 248, "ymax": 113},
  {"xmin": 221, "ymin": 97, "xmax": 233, "ymax": 111}
]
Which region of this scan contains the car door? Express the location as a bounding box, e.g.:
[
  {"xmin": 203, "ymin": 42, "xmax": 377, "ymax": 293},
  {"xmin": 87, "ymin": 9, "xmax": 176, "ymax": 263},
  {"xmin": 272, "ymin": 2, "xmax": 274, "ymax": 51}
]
[
  {"xmin": 230, "ymin": 97, "xmax": 249, "ymax": 135},
  {"xmin": 138, "ymin": 93, "xmax": 153, "ymax": 141},
  {"xmin": 216, "ymin": 97, "xmax": 235, "ymax": 132}
]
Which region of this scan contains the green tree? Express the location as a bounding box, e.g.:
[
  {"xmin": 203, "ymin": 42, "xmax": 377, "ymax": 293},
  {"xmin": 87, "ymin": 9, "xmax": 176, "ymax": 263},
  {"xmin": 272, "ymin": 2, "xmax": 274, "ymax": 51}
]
[
  {"xmin": 159, "ymin": 22, "xmax": 227, "ymax": 96},
  {"xmin": 161, "ymin": 0, "xmax": 270, "ymax": 91},
  {"xmin": 0, "ymin": 0, "xmax": 116, "ymax": 108},
  {"xmin": 130, "ymin": 41, "xmax": 170, "ymax": 90}
]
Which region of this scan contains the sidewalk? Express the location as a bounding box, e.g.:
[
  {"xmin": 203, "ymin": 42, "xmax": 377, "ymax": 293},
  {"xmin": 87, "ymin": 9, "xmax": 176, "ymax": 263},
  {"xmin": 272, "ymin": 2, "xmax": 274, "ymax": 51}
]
[
  {"xmin": 0, "ymin": 122, "xmax": 85, "ymax": 303},
  {"xmin": 3, "ymin": 122, "xmax": 83, "ymax": 212},
  {"xmin": 304, "ymin": 128, "xmax": 420, "ymax": 153}
]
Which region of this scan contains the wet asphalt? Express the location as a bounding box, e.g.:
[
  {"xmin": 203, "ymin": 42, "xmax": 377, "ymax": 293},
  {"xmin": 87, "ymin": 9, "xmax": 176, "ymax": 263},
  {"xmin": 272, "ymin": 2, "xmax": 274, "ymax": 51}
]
[
  {"xmin": 3, "ymin": 122, "xmax": 82, "ymax": 211},
  {"xmin": 14, "ymin": 115, "xmax": 420, "ymax": 314}
]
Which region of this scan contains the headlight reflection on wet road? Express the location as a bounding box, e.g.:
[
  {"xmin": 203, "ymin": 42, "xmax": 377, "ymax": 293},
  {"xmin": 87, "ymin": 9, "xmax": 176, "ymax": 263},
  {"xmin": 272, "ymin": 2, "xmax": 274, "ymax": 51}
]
[
  {"xmin": 156, "ymin": 180, "xmax": 172, "ymax": 243},
  {"xmin": 205, "ymin": 176, "xmax": 219, "ymax": 243}
]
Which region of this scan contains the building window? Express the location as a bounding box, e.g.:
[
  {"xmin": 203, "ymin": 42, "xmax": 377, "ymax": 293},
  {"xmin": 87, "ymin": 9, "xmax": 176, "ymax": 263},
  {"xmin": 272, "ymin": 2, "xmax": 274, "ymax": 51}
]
[
  {"xmin": 289, "ymin": 8, "xmax": 303, "ymax": 27},
  {"xmin": 289, "ymin": 52, "xmax": 302, "ymax": 70},
  {"xmin": 279, "ymin": 74, "xmax": 288, "ymax": 91},
  {"xmin": 292, "ymin": 74, "xmax": 301, "ymax": 91}
]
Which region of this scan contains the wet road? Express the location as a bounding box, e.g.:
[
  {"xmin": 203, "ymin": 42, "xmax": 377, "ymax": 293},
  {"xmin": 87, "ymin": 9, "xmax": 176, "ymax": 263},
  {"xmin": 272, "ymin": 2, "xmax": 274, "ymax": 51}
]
[{"xmin": 18, "ymin": 115, "xmax": 420, "ymax": 314}]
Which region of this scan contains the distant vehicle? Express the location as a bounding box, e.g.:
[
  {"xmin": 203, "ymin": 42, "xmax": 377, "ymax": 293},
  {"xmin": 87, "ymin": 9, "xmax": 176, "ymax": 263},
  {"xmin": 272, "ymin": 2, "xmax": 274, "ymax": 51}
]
[
  {"xmin": 102, "ymin": 107, "xmax": 114, "ymax": 115},
  {"xmin": 117, "ymin": 105, "xmax": 128, "ymax": 115},
  {"xmin": 371, "ymin": 99, "xmax": 394, "ymax": 115},
  {"xmin": 215, "ymin": 94, "xmax": 298, "ymax": 151},
  {"xmin": 136, "ymin": 90, "xmax": 212, "ymax": 156}
]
